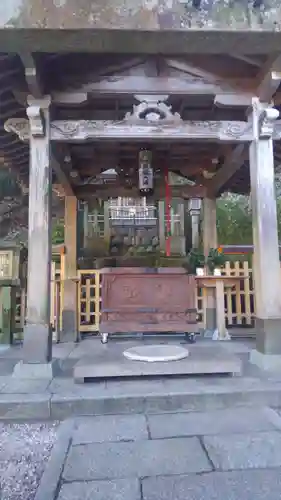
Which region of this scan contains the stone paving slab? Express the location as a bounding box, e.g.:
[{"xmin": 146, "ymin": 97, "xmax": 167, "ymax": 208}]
[
  {"xmin": 58, "ymin": 478, "xmax": 141, "ymax": 500},
  {"xmin": 48, "ymin": 378, "xmax": 106, "ymax": 395},
  {"xmin": 142, "ymin": 469, "xmax": 281, "ymax": 500},
  {"xmin": 0, "ymin": 378, "xmax": 51, "ymax": 394},
  {"xmin": 147, "ymin": 407, "xmax": 281, "ymax": 438},
  {"xmin": 62, "ymin": 437, "xmax": 211, "ymax": 481},
  {"xmin": 72, "ymin": 414, "xmax": 148, "ymax": 445},
  {"xmin": 0, "ymin": 394, "xmax": 51, "ymax": 420},
  {"xmin": 203, "ymin": 431, "xmax": 281, "ymax": 470}
]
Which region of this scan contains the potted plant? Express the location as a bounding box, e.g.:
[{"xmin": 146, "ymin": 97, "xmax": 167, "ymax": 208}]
[
  {"xmin": 206, "ymin": 247, "xmax": 226, "ymax": 274},
  {"xmin": 184, "ymin": 249, "xmax": 205, "ymax": 274}
]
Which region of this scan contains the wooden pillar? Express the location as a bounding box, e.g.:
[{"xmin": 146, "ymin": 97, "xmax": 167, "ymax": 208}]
[
  {"xmin": 103, "ymin": 201, "xmax": 110, "ymax": 243},
  {"xmin": 249, "ymin": 99, "xmax": 281, "ymax": 369},
  {"xmin": 203, "ymin": 197, "xmax": 217, "ymax": 256},
  {"xmin": 62, "ymin": 195, "xmax": 77, "ymax": 340},
  {"xmin": 203, "ymin": 197, "xmax": 217, "ymax": 334},
  {"xmin": 191, "ymin": 214, "xmax": 200, "ymax": 249},
  {"xmin": 22, "ymin": 96, "xmax": 52, "ymax": 364}
]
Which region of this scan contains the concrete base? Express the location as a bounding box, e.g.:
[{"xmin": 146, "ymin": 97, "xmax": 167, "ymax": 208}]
[
  {"xmin": 205, "ymin": 307, "xmax": 216, "ymax": 332},
  {"xmin": 62, "ymin": 310, "xmax": 78, "ymax": 342},
  {"xmin": 0, "ymin": 345, "xmax": 11, "ymax": 353},
  {"xmin": 256, "ymin": 317, "xmax": 281, "ymax": 355},
  {"xmin": 123, "ymin": 345, "xmax": 189, "ymax": 362},
  {"xmin": 250, "ymin": 349, "xmax": 281, "ymax": 371},
  {"xmin": 12, "ymin": 360, "xmax": 54, "ymax": 379},
  {"xmin": 23, "ymin": 323, "xmax": 52, "ymax": 363},
  {"xmin": 74, "ymin": 342, "xmax": 241, "ymax": 383}
]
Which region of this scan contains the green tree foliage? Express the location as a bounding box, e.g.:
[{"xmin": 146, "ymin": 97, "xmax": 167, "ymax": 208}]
[
  {"xmin": 216, "ymin": 194, "xmax": 281, "ymax": 245},
  {"xmin": 52, "ymin": 220, "xmax": 64, "ymax": 244}
]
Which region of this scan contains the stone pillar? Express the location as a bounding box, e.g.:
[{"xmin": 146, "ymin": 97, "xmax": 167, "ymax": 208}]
[
  {"xmin": 158, "ymin": 200, "xmax": 166, "ymax": 252},
  {"xmin": 249, "ymin": 99, "xmax": 281, "ymax": 369},
  {"xmin": 14, "ymin": 96, "xmax": 53, "ymax": 377},
  {"xmin": 203, "ymin": 197, "xmax": 217, "ymax": 335},
  {"xmin": 62, "ymin": 195, "xmax": 77, "ymax": 340}
]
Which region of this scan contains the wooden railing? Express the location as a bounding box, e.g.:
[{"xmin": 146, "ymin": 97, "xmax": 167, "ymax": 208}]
[{"xmin": 196, "ymin": 261, "xmax": 255, "ymax": 330}]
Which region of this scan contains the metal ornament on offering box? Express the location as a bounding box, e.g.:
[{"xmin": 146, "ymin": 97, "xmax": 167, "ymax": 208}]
[{"xmin": 138, "ymin": 150, "xmax": 153, "ymax": 195}]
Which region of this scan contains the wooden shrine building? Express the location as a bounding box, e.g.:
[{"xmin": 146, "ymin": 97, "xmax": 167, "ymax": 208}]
[{"xmin": 1, "ymin": 0, "xmax": 281, "ymax": 375}]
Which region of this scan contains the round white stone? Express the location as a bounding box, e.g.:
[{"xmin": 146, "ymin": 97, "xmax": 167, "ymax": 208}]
[{"xmin": 123, "ymin": 344, "xmax": 189, "ymax": 363}]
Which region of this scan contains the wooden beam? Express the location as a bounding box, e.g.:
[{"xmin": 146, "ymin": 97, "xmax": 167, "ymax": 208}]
[
  {"xmin": 6, "ymin": 118, "xmax": 253, "ymax": 143},
  {"xmin": 75, "ymin": 183, "xmax": 206, "ymax": 199},
  {"xmin": 51, "ymin": 154, "xmax": 74, "ymax": 197},
  {"xmin": 19, "ymin": 52, "xmax": 43, "ymax": 98},
  {"xmin": 52, "ymin": 119, "xmax": 252, "ymax": 143},
  {"xmin": 78, "ymin": 158, "xmax": 211, "ymax": 175},
  {"xmin": 164, "ymin": 58, "xmax": 227, "ymax": 83},
  {"xmin": 52, "ymin": 76, "xmax": 254, "ymax": 99},
  {"xmin": 206, "ymin": 144, "xmax": 249, "ymax": 195},
  {"xmin": 214, "ymin": 94, "xmax": 252, "ymax": 108},
  {"xmin": 256, "ymin": 54, "xmax": 281, "ymax": 102},
  {"xmin": 229, "ymin": 54, "xmax": 262, "ymax": 68}
]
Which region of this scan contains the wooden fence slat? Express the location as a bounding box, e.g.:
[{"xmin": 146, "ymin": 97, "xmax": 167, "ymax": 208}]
[
  {"xmin": 235, "ymin": 261, "xmax": 242, "ymax": 325},
  {"xmin": 224, "ymin": 261, "xmax": 233, "ymax": 325}
]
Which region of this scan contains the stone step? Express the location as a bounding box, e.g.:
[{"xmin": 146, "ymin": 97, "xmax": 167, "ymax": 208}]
[
  {"xmin": 1, "ymin": 376, "xmax": 281, "ymax": 420},
  {"xmin": 73, "ymin": 344, "xmax": 242, "ymax": 383}
]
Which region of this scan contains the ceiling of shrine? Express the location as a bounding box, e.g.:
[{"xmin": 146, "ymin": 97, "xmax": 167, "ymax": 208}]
[{"xmin": 1, "ymin": 51, "xmax": 281, "ymax": 233}]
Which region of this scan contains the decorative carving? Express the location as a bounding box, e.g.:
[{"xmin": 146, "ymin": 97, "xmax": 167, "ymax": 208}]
[
  {"xmin": 4, "ymin": 119, "xmax": 30, "ymax": 141},
  {"xmin": 50, "ymin": 119, "xmax": 254, "ymax": 142},
  {"xmin": 125, "ymin": 96, "xmax": 182, "ymax": 125},
  {"xmin": 258, "ymin": 107, "xmax": 279, "ymax": 139},
  {"xmin": 26, "ymin": 105, "xmax": 46, "ymax": 137}
]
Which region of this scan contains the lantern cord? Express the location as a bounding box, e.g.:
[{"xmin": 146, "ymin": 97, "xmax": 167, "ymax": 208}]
[{"xmin": 164, "ymin": 167, "xmax": 171, "ymax": 257}]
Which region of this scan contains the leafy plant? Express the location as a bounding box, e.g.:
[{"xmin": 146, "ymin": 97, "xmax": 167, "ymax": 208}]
[
  {"xmin": 184, "ymin": 249, "xmax": 205, "ymax": 274},
  {"xmin": 206, "ymin": 247, "xmax": 226, "ymax": 273}
]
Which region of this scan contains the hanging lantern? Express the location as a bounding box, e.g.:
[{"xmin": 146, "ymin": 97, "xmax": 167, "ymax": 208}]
[{"xmin": 138, "ymin": 150, "xmax": 153, "ymax": 195}]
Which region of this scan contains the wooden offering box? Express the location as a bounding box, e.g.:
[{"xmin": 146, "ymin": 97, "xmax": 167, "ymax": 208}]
[{"xmin": 100, "ymin": 267, "xmax": 199, "ymax": 336}]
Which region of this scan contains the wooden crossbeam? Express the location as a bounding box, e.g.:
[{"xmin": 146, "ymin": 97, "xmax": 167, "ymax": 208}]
[
  {"xmin": 206, "ymin": 145, "xmax": 249, "ymax": 196},
  {"xmin": 5, "ymin": 118, "xmax": 253, "ymax": 143},
  {"xmin": 52, "ymin": 76, "xmax": 254, "ymax": 100},
  {"xmin": 256, "ymin": 54, "xmax": 281, "ymax": 102},
  {"xmin": 19, "ymin": 52, "xmax": 43, "ymax": 98},
  {"xmin": 75, "ymin": 183, "xmax": 206, "ymax": 200}
]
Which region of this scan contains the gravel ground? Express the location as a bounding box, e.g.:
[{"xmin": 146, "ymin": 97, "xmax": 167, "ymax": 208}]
[{"xmin": 0, "ymin": 422, "xmax": 59, "ymax": 500}]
